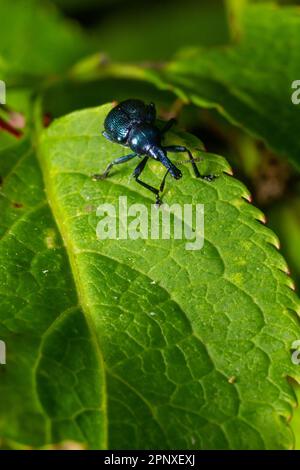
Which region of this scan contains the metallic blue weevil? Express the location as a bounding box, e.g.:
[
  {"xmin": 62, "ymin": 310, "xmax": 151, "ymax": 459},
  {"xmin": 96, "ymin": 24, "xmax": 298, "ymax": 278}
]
[{"xmin": 93, "ymin": 99, "xmax": 215, "ymax": 205}]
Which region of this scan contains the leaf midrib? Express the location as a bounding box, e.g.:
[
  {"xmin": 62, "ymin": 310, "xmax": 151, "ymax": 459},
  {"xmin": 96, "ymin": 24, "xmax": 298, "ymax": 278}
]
[{"xmin": 36, "ymin": 145, "xmax": 109, "ymax": 450}]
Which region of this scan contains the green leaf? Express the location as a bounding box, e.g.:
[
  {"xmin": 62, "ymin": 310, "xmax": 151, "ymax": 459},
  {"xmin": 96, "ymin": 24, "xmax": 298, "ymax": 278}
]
[
  {"xmin": 41, "ymin": 77, "xmax": 176, "ymax": 120},
  {"xmin": 291, "ymin": 385, "xmax": 300, "ymax": 450},
  {"xmin": 268, "ymin": 197, "xmax": 300, "ymax": 290},
  {"xmin": 0, "ymin": 103, "xmax": 300, "ymax": 449},
  {"xmin": 127, "ymin": 3, "xmax": 300, "ymax": 170},
  {"xmin": 89, "ymin": 0, "xmax": 229, "ymax": 62},
  {"xmin": 267, "ymin": 196, "xmax": 300, "ymax": 449},
  {"xmin": 0, "ymin": 0, "xmax": 95, "ymax": 80}
]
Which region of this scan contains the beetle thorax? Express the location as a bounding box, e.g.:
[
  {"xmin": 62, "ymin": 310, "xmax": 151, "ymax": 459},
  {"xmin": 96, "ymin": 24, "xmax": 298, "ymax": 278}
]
[{"xmin": 128, "ymin": 123, "xmax": 161, "ymax": 155}]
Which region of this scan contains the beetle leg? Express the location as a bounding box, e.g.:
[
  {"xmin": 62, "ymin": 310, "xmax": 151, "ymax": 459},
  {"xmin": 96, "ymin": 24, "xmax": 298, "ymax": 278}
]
[
  {"xmin": 161, "ymin": 118, "xmax": 177, "ymax": 135},
  {"xmin": 133, "ymin": 156, "xmax": 162, "ymax": 206},
  {"xmin": 92, "ymin": 153, "xmax": 137, "ymax": 180},
  {"xmin": 160, "ymin": 170, "xmax": 169, "ymax": 193},
  {"xmin": 163, "ymin": 145, "xmax": 216, "ymax": 181}
]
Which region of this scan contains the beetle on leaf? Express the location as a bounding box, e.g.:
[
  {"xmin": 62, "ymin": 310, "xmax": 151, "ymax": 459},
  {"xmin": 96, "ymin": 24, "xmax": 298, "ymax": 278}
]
[{"xmin": 93, "ymin": 99, "xmax": 215, "ymax": 205}]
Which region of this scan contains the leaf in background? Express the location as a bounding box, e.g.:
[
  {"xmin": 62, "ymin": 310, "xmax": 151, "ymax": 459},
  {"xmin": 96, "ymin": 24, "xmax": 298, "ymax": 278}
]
[
  {"xmin": 133, "ymin": 3, "xmax": 300, "ymax": 170},
  {"xmin": 89, "ymin": 0, "xmax": 229, "ymax": 62},
  {"xmin": 291, "ymin": 385, "xmax": 300, "ymax": 450},
  {"xmin": 52, "ymin": 0, "xmax": 124, "ymax": 11},
  {"xmin": 42, "ymin": 78, "xmax": 176, "ymax": 119},
  {"xmin": 267, "ymin": 196, "xmax": 300, "ymax": 449},
  {"xmin": 268, "ymin": 198, "xmax": 300, "ymax": 290},
  {"xmin": 0, "ymin": 103, "xmax": 300, "ymax": 449},
  {"xmin": 0, "ymin": 0, "xmax": 96, "ymax": 80}
]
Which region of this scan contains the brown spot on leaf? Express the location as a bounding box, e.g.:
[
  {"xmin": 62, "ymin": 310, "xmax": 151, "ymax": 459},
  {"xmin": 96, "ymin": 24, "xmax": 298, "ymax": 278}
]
[
  {"xmin": 12, "ymin": 202, "xmax": 23, "ymax": 209},
  {"xmin": 84, "ymin": 204, "xmax": 95, "ymax": 213}
]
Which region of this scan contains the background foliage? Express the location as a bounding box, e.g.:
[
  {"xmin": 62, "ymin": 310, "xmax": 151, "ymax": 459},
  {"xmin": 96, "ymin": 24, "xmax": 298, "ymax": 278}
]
[{"xmin": 1, "ymin": 0, "xmax": 300, "ymax": 450}]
